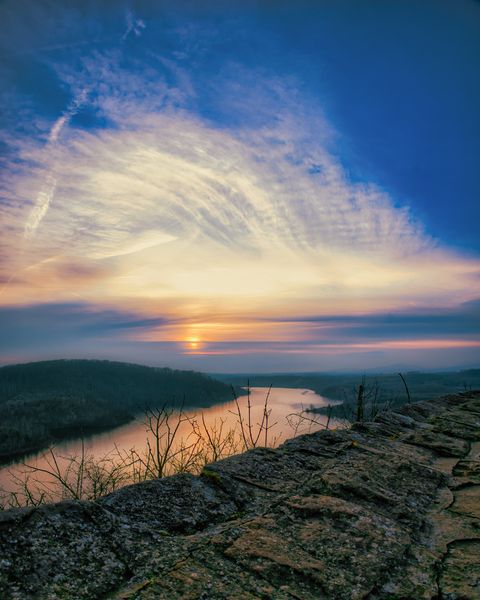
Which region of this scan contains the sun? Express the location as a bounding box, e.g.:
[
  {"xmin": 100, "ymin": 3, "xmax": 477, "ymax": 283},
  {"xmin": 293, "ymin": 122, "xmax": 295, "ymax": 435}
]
[{"xmin": 185, "ymin": 336, "xmax": 201, "ymax": 350}]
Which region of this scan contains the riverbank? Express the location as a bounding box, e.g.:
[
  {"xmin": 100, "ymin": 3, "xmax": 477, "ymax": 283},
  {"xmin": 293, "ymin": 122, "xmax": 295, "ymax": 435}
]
[{"xmin": 1, "ymin": 390, "xmax": 479, "ymax": 599}]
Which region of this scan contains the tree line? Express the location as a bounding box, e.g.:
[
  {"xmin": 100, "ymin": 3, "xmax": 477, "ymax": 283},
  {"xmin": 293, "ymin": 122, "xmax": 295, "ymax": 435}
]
[{"xmin": 0, "ymin": 359, "xmax": 237, "ymax": 464}]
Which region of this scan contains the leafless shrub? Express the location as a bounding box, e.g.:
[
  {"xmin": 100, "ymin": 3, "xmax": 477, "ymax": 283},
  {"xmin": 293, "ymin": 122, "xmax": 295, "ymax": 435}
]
[
  {"xmin": 0, "ymin": 439, "xmax": 135, "ymax": 508},
  {"xmin": 285, "ymin": 404, "xmax": 333, "ymax": 436},
  {"xmin": 191, "ymin": 413, "xmax": 242, "ymax": 463},
  {"xmin": 0, "ymin": 385, "xmax": 326, "ymax": 508},
  {"xmin": 229, "ymin": 383, "xmax": 278, "ymax": 450}
]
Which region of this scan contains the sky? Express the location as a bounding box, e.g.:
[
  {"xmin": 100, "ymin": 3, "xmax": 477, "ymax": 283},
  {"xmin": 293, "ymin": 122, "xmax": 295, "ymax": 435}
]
[{"xmin": 1, "ymin": 0, "xmax": 479, "ymax": 372}]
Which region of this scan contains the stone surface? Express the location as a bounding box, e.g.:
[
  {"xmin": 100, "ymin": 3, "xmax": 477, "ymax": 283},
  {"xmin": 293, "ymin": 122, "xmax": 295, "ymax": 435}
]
[
  {"xmin": 0, "ymin": 391, "xmax": 479, "ymax": 599},
  {"xmin": 439, "ymin": 540, "xmax": 480, "ymax": 600}
]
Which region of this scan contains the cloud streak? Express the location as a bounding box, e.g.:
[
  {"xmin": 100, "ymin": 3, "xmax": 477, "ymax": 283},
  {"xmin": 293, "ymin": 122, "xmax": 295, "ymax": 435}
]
[
  {"xmin": 23, "ymin": 89, "xmax": 88, "ymax": 239},
  {"xmin": 122, "ymin": 9, "xmax": 146, "ymax": 41},
  {"xmin": 48, "ymin": 89, "xmax": 88, "ymax": 144},
  {"xmin": 24, "ymin": 173, "xmax": 57, "ymax": 238}
]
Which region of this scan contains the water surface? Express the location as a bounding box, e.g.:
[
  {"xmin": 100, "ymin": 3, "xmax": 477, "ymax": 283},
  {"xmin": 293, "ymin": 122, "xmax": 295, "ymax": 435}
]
[{"xmin": 0, "ymin": 387, "xmax": 336, "ymax": 501}]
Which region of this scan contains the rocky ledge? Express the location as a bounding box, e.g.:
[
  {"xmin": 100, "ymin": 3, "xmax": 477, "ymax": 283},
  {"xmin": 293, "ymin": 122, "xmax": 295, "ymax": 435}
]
[{"xmin": 1, "ymin": 392, "xmax": 479, "ymax": 600}]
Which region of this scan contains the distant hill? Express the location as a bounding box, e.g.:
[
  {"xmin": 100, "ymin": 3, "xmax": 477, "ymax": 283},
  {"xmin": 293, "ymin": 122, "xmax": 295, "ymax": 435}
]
[
  {"xmin": 216, "ymin": 369, "xmax": 480, "ymax": 419},
  {"xmin": 216, "ymin": 369, "xmax": 480, "ymax": 402},
  {"xmin": 0, "ymin": 359, "xmax": 237, "ymax": 464}
]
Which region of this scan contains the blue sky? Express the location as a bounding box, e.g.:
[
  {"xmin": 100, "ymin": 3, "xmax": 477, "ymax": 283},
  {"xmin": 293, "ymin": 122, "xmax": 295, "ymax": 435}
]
[{"xmin": 1, "ymin": 0, "xmax": 479, "ymax": 371}]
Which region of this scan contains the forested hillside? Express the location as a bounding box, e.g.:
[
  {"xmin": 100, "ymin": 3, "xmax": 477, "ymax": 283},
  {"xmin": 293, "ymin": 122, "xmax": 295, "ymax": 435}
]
[{"xmin": 0, "ymin": 360, "xmax": 236, "ymax": 464}]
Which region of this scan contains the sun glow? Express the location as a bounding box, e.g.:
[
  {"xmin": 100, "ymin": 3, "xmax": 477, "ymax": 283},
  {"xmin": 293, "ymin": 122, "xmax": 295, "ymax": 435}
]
[{"xmin": 185, "ymin": 336, "xmax": 201, "ymax": 351}]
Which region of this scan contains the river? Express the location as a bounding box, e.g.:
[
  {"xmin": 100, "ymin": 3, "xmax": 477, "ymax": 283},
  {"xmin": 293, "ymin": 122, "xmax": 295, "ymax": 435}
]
[{"xmin": 0, "ymin": 387, "xmax": 337, "ymax": 504}]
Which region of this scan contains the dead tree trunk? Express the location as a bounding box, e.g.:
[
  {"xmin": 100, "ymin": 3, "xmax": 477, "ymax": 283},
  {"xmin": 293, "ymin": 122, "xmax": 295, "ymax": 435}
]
[{"xmin": 356, "ymin": 383, "xmax": 364, "ymax": 422}]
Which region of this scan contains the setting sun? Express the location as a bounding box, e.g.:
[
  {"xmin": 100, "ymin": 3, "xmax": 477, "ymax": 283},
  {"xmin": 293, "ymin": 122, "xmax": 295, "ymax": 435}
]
[{"xmin": 185, "ymin": 336, "xmax": 201, "ymax": 351}]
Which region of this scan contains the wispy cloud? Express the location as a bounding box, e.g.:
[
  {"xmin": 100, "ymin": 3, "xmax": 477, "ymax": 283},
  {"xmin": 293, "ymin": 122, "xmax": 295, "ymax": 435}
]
[
  {"xmin": 122, "ymin": 9, "xmax": 146, "ymax": 41},
  {"xmin": 1, "ymin": 49, "xmax": 478, "ymax": 316},
  {"xmin": 48, "ymin": 89, "xmax": 88, "ymax": 144},
  {"xmin": 23, "ymin": 173, "xmax": 57, "ymax": 238},
  {"xmin": 23, "ymin": 89, "xmax": 88, "ymax": 239}
]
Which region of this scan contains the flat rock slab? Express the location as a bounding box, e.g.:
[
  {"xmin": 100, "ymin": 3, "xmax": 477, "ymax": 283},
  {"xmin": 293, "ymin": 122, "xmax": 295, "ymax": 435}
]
[
  {"xmin": 1, "ymin": 391, "xmax": 479, "ymax": 599},
  {"xmin": 439, "ymin": 540, "xmax": 480, "ymax": 600}
]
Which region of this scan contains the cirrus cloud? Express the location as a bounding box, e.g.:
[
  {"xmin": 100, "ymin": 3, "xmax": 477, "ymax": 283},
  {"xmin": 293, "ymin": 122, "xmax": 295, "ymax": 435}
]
[{"xmin": 0, "ymin": 27, "xmax": 479, "ymax": 367}]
